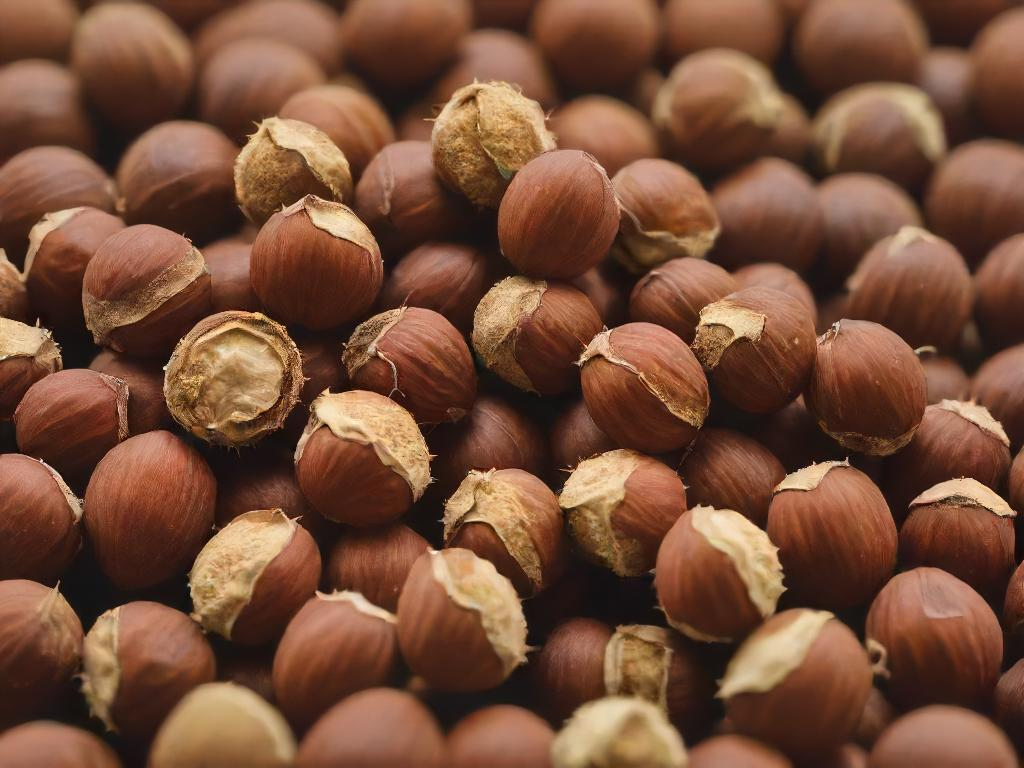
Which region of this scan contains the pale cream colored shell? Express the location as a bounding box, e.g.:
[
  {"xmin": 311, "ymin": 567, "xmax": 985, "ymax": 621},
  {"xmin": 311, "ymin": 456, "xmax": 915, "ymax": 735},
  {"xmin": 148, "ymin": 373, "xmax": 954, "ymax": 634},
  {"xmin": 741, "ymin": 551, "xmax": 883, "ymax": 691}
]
[
  {"xmin": 718, "ymin": 609, "xmax": 834, "ymax": 699},
  {"xmin": 774, "ymin": 459, "xmax": 851, "ymax": 494},
  {"xmin": 294, "ymin": 390, "xmax": 431, "ymax": 501},
  {"xmin": 551, "ymin": 697, "xmax": 688, "ymax": 768},
  {"xmin": 471, "ymin": 276, "xmax": 547, "ymax": 392},
  {"xmin": 604, "ymin": 625, "xmax": 677, "ymax": 712},
  {"xmin": 0, "ymin": 318, "xmax": 62, "ymax": 370},
  {"xmin": 315, "ymin": 590, "xmax": 396, "ymax": 624},
  {"xmin": 431, "ymin": 81, "xmax": 556, "ymax": 208},
  {"xmin": 189, "ymin": 510, "xmax": 299, "ymax": 640},
  {"xmin": 910, "ymin": 477, "xmax": 1016, "ymax": 518},
  {"xmin": 80, "ymin": 606, "xmax": 121, "ymax": 731},
  {"xmin": 429, "ymin": 549, "xmax": 528, "ymax": 678},
  {"xmin": 149, "ymin": 683, "xmax": 296, "ymax": 768},
  {"xmin": 692, "ymin": 299, "xmax": 767, "ymax": 370}
]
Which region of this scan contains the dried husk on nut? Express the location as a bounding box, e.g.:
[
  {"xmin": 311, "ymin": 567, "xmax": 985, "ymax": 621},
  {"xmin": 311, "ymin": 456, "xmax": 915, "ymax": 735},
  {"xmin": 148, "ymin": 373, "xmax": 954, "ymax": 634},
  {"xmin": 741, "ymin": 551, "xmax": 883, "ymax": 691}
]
[
  {"xmin": 164, "ymin": 311, "xmax": 303, "ymax": 446},
  {"xmin": 148, "ymin": 683, "xmax": 296, "ymax": 768},
  {"xmin": 443, "ymin": 468, "xmax": 566, "ymax": 596},
  {"xmin": 0, "ymin": 318, "xmax": 62, "ymax": 419},
  {"xmin": 0, "ymin": 249, "xmax": 28, "ymax": 321},
  {"xmin": 559, "ymin": 449, "xmax": 686, "ymax": 577},
  {"xmin": 550, "ymin": 697, "xmax": 688, "ymax": 768},
  {"xmin": 235, "ymin": 117, "xmax": 353, "ymax": 225},
  {"xmin": 431, "ymin": 81, "xmax": 556, "ymax": 208},
  {"xmin": 472, "ymin": 276, "xmax": 546, "ymax": 392}
]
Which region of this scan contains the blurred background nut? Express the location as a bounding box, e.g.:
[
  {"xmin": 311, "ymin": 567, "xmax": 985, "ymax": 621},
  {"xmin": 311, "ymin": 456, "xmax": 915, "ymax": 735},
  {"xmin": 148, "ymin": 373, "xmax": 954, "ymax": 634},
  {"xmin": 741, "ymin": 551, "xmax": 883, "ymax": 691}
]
[
  {"xmin": 448, "ymin": 705, "xmax": 555, "ymax": 768},
  {"xmin": 732, "ymin": 263, "xmax": 816, "ymax": 317},
  {"xmin": 0, "ymin": 721, "xmax": 122, "ymax": 768},
  {"xmin": 662, "ymin": 0, "xmax": 785, "ymax": 66},
  {"xmin": 0, "ymin": 0, "xmax": 78, "ymax": 64},
  {"xmin": 869, "ymin": 705, "xmax": 1017, "ymax": 768},
  {"xmin": 549, "ymin": 96, "xmax": 658, "ymax": 178},
  {"xmin": 974, "ymin": 234, "xmax": 1024, "ymax": 351},
  {"xmin": 917, "ymin": 47, "xmax": 977, "ymax": 146},
  {"xmin": 970, "ymin": 8, "xmax": 1024, "ymax": 139}
]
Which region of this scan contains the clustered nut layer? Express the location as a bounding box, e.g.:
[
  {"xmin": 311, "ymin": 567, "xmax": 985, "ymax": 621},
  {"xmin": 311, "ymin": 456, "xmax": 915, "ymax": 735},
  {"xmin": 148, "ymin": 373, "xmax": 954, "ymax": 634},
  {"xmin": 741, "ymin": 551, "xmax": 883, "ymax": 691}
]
[{"xmin": 1, "ymin": 1, "xmax": 1024, "ymax": 767}]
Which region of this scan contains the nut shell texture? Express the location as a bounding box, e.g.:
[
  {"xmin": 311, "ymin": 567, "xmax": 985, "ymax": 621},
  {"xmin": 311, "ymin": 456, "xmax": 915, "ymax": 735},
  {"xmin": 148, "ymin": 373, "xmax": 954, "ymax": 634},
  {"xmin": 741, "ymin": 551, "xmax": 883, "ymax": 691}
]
[
  {"xmin": 0, "ymin": 722, "xmax": 121, "ymax": 768},
  {"xmin": 869, "ymin": 705, "xmax": 1017, "ymax": 768},
  {"xmin": 0, "ymin": 319, "xmax": 62, "ymax": 420},
  {"xmin": 628, "ymin": 258, "xmax": 738, "ymax": 344}
]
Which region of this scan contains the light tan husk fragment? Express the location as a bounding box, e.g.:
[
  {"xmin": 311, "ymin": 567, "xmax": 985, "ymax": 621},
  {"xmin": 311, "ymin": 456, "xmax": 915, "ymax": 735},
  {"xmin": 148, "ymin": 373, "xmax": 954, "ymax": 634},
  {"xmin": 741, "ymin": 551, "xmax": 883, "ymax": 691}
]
[
  {"xmin": 692, "ymin": 299, "xmax": 767, "ymax": 369},
  {"xmin": 316, "ymin": 590, "xmax": 396, "ymax": 623},
  {"xmin": 774, "ymin": 459, "xmax": 850, "ymax": 494},
  {"xmin": 937, "ymin": 399, "xmax": 1010, "ymax": 446},
  {"xmin": 294, "ymin": 390, "xmax": 430, "ymax": 501},
  {"xmin": 282, "ymin": 195, "xmax": 381, "ymax": 259},
  {"xmin": 342, "ymin": 308, "xmax": 404, "ymax": 383},
  {"xmin": 471, "ymin": 276, "xmax": 546, "ymax": 392},
  {"xmin": 613, "ymin": 210, "xmax": 719, "ymax": 273},
  {"xmin": 23, "ymin": 208, "xmax": 86, "ymax": 278},
  {"xmin": 604, "ymin": 625, "xmax": 676, "ymax": 711},
  {"xmin": 0, "ymin": 318, "xmax": 62, "ymax": 369},
  {"xmin": 909, "ymin": 477, "xmax": 1016, "ymax": 518},
  {"xmin": 81, "ymin": 607, "xmax": 121, "ymax": 731}
]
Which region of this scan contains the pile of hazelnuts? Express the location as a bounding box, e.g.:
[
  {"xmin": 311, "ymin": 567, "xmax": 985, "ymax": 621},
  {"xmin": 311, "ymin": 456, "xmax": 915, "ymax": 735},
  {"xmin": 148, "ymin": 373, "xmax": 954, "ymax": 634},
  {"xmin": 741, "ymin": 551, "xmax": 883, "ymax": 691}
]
[{"xmin": 3, "ymin": 0, "xmax": 1024, "ymax": 765}]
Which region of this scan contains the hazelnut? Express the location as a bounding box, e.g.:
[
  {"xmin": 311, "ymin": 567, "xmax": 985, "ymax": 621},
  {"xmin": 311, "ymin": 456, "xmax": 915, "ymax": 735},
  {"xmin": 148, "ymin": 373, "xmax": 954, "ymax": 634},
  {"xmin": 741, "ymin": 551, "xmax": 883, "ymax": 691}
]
[
  {"xmin": 354, "ymin": 141, "xmax": 474, "ymax": 257},
  {"xmin": 0, "ymin": 580, "xmax": 82, "ymax": 728},
  {"xmin": 628, "ymin": 258, "xmax": 737, "ymax": 344},
  {"xmin": 612, "ymin": 159, "xmax": 720, "ymax": 274},
  {"xmin": 342, "ymin": 0, "xmax": 471, "ymax": 90},
  {"xmin": 498, "ymin": 150, "xmax": 618, "ymax": 279},
  {"xmin": 272, "ymin": 591, "xmax": 400, "ymax": 731},
  {"xmin": 280, "ymin": 85, "xmax": 395, "ymax": 179},
  {"xmin": 71, "ymin": 3, "xmax": 194, "ymax": 134},
  {"xmin": 0, "ymin": 454, "xmax": 80, "ymax": 583},
  {"xmin": 344, "ymin": 307, "xmax": 477, "ymax": 423},
  {"xmin": 559, "ymin": 449, "xmax": 685, "ymax": 577},
  {"xmin": 579, "ymin": 323, "xmax": 710, "ymax": 454},
  {"xmin": 531, "ymin": 0, "xmax": 659, "ymax": 91},
  {"xmin": 197, "ymin": 39, "xmax": 325, "ymax": 145},
  {"xmin": 866, "ymin": 567, "xmax": 1002, "ymax": 709},
  {"xmin": 396, "ymin": 548, "xmax": 527, "ymax": 691},
  {"xmin": 663, "ymin": 0, "xmax": 784, "ymax": 65},
  {"xmin": 919, "ymin": 353, "xmax": 969, "ymax": 404},
  {"xmin": 570, "ymin": 263, "xmax": 631, "ymax": 327},
  {"xmin": 190, "ymin": 509, "xmax": 320, "ymax": 645},
  {"xmin": 854, "ymin": 687, "xmax": 897, "ymax": 749},
  {"xmin": 764, "ymin": 94, "xmax": 812, "ymax": 166},
  {"xmin": 805, "ymin": 320, "xmax": 927, "ymax": 456},
  {"xmin": 550, "ymin": 696, "xmax": 688, "ymax": 768},
  {"xmin": 296, "ymin": 688, "xmax": 445, "ymax": 768},
  {"xmin": 473, "ymin": 0, "xmax": 537, "ymax": 29},
  {"xmin": 150, "ymin": 0, "xmax": 241, "ymax": 30},
  {"xmin": 294, "ymin": 390, "xmax": 430, "ymax": 526},
  {"xmin": 448, "ymin": 705, "xmax": 555, "ymax": 768},
  {"xmin": 925, "ymin": 139, "xmax": 1024, "ymax": 266},
  {"xmin": 0, "ymin": 0, "xmax": 77, "ymax": 64},
  {"xmin": 654, "ymin": 506, "xmax": 784, "ymax": 642},
  {"xmin": 0, "ymin": 721, "xmax": 121, "ymax": 768},
  {"xmin": 0, "ymin": 319, "xmax": 62, "ymax": 420},
  {"xmin": 869, "ymin": 705, "xmax": 1017, "ymax": 768},
  {"xmin": 816, "ymin": 173, "xmax": 922, "ymax": 285},
  {"xmin": 917, "ymin": 48, "xmax": 977, "ymax": 146},
  {"xmin": 693, "ymin": 287, "xmax": 817, "ymax": 413},
  {"xmin": 378, "ymin": 242, "xmax": 491, "ymax": 334},
  {"xmin": 733, "ymin": 263, "xmax": 816, "ymax": 317},
  {"xmin": 473, "ymin": 277, "xmax": 602, "ymax": 396},
  {"xmin": 812, "ymin": 84, "xmax": 946, "ymax": 191},
  {"xmin": 0, "ymin": 60, "xmax": 94, "ymax": 162},
  {"xmin": 688, "ymin": 735, "xmax": 791, "ymax": 768},
  {"xmin": 84, "ymin": 430, "xmax": 216, "ymax": 590},
  {"xmin": 89, "ymin": 350, "xmax": 171, "ymax": 434},
  {"xmin": 681, "ymin": 428, "xmax": 786, "ymax": 528},
  {"xmin": 82, "ymin": 224, "xmax": 212, "ymax": 357},
  {"xmin": 23, "ymin": 207, "xmax": 125, "ymax": 332},
  {"xmin": 549, "ymin": 96, "xmax": 658, "ymax": 178},
  {"xmin": 432, "ymin": 81, "xmax": 556, "ymax": 209},
  {"xmin": 0, "ymin": 146, "xmax": 115, "ymax": 264},
  {"xmin": 971, "ymin": 9, "xmax": 1024, "ymax": 139},
  {"xmin": 793, "ymin": 0, "xmax": 927, "ymax": 96},
  {"xmin": 767, "ymin": 461, "xmax": 896, "ymax": 609},
  {"xmin": 444, "ymin": 468, "xmax": 567, "ymax": 596},
  {"xmin": 326, "ymin": 524, "xmax": 430, "ymax": 613},
  {"xmin": 899, "ymin": 478, "xmax": 1016, "ymax": 598},
  {"xmin": 14, "ymin": 369, "xmax": 130, "ymax": 488},
  {"xmin": 250, "ymin": 195, "xmax": 383, "ymax": 330},
  {"xmin": 80, "ymin": 601, "xmax": 215, "ymax": 742},
  {"xmin": 235, "ymin": 117, "xmax": 352, "ymax": 227},
  {"xmin": 433, "ymin": 28, "xmax": 557, "ymax": 109},
  {"xmin": 149, "ymin": 682, "xmax": 296, "ymax": 768},
  {"xmin": 845, "ymin": 226, "xmax": 972, "ymax": 350},
  {"xmin": 202, "ymin": 237, "xmax": 259, "ymax": 313},
  {"xmin": 653, "ymin": 49, "xmax": 784, "ymax": 174},
  {"xmin": 710, "ymin": 158, "xmax": 823, "ymax": 273},
  {"xmin": 531, "ymin": 618, "xmax": 612, "ymax": 723},
  {"xmin": 1012, "ymin": 448, "xmax": 1024, "ymax": 513},
  {"xmin": 214, "ymin": 646, "xmax": 275, "ymax": 704},
  {"xmin": 164, "ymin": 311, "xmax": 302, "ymax": 446},
  {"xmin": 975, "ymin": 234, "xmax": 1024, "ymax": 350},
  {"xmin": 1005, "ymin": 560, "xmax": 1024, "ymax": 637},
  {"xmin": 0, "ymin": 250, "xmax": 28, "ymax": 322},
  {"xmin": 883, "ymin": 400, "xmax": 1012, "ymax": 517},
  {"xmin": 753, "ymin": 396, "xmax": 846, "ymax": 473},
  {"xmin": 116, "ymin": 121, "xmax": 239, "ymax": 243},
  {"xmin": 970, "ymin": 343, "xmax": 1024, "ymax": 449},
  {"xmin": 995, "ymin": 660, "xmax": 1024, "ymax": 753},
  {"xmin": 549, "ymin": 399, "xmax": 618, "ymax": 476},
  {"xmin": 720, "ymin": 610, "xmax": 873, "ymax": 759},
  {"xmin": 192, "ymin": 0, "xmax": 342, "ymax": 74}
]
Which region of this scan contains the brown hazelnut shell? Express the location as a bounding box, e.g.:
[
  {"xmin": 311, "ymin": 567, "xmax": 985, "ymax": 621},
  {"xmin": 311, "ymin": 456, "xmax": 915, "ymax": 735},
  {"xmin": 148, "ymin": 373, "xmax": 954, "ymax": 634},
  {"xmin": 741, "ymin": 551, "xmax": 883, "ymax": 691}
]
[
  {"xmin": 919, "ymin": 355, "xmax": 969, "ymax": 404},
  {"xmin": 80, "ymin": 601, "xmax": 215, "ymax": 742},
  {"xmin": 550, "ymin": 96, "xmax": 658, "ymax": 179},
  {"xmin": 681, "ymin": 428, "xmax": 785, "ymax": 528},
  {"xmin": 995, "ymin": 660, "xmax": 1024, "ymax": 753},
  {"xmin": 0, "ymin": 0, "xmax": 78, "ymax": 64},
  {"xmin": 918, "ymin": 47, "xmax": 977, "ymax": 146},
  {"xmin": 89, "ymin": 350, "xmax": 171, "ymax": 435},
  {"xmin": 628, "ymin": 258, "xmax": 737, "ymax": 344},
  {"xmin": 531, "ymin": 618, "xmax": 614, "ymax": 724},
  {"xmin": 662, "ymin": 0, "xmax": 784, "ymax": 65},
  {"xmin": 865, "ymin": 567, "xmax": 1002, "ymax": 710},
  {"xmin": 272, "ymin": 592, "xmax": 399, "ymax": 731},
  {"xmin": 326, "ymin": 524, "xmax": 430, "ymax": 614},
  {"xmin": 767, "ymin": 461, "xmax": 897, "ymax": 609},
  {"xmin": 570, "ymin": 262, "xmax": 630, "ymax": 327},
  {"xmin": 344, "ymin": 306, "xmax": 477, "ymax": 424},
  {"xmin": 448, "ymin": 705, "xmax": 555, "ymax": 768},
  {"xmin": 0, "ymin": 721, "xmax": 121, "ymax": 768},
  {"xmin": 84, "ymin": 430, "xmax": 216, "ymax": 591},
  {"xmin": 0, "ymin": 319, "xmax": 62, "ymax": 421},
  {"xmin": 970, "ymin": 343, "xmax": 1024, "ymax": 450},
  {"xmin": 579, "ymin": 322, "xmax": 710, "ymax": 454},
  {"xmin": 0, "ymin": 250, "xmax": 28, "ymax": 322},
  {"xmin": 201, "ymin": 237, "xmax": 259, "ymax": 313},
  {"xmin": 733, "ymin": 263, "xmax": 816, "ymax": 318},
  {"xmin": 497, "ymin": 149, "xmax": 619, "ymax": 279},
  {"xmin": 971, "ymin": 8, "xmax": 1024, "ymax": 139},
  {"xmin": 1011, "ymin": 448, "xmax": 1024, "ymax": 515},
  {"xmin": 549, "ymin": 398, "xmax": 617, "ymax": 477},
  {"xmin": 869, "ymin": 705, "xmax": 1017, "ymax": 768},
  {"xmin": 975, "ymin": 233, "xmax": 1024, "ymax": 351}
]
